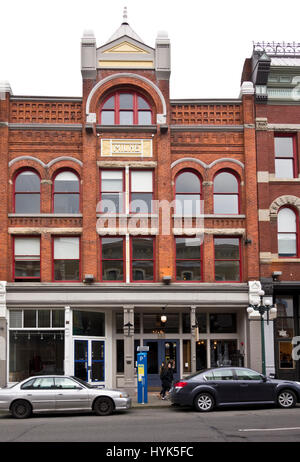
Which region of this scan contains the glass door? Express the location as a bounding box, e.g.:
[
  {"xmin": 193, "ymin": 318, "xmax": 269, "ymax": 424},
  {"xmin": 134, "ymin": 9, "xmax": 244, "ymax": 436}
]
[
  {"xmin": 143, "ymin": 339, "xmax": 179, "ymax": 387},
  {"xmin": 74, "ymin": 339, "xmax": 105, "ymax": 383}
]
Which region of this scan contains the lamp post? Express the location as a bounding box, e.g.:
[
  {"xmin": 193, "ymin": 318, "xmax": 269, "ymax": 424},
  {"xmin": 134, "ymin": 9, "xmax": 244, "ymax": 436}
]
[{"xmin": 247, "ymin": 290, "xmax": 277, "ymax": 376}]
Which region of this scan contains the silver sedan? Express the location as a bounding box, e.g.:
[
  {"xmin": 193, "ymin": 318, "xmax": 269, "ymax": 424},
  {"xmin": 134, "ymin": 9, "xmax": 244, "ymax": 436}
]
[{"xmin": 0, "ymin": 375, "xmax": 131, "ymax": 418}]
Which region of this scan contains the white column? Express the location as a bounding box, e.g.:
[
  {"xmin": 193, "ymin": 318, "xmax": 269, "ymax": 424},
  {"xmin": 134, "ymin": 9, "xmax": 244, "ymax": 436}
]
[{"xmin": 64, "ymin": 306, "xmax": 72, "ymax": 376}]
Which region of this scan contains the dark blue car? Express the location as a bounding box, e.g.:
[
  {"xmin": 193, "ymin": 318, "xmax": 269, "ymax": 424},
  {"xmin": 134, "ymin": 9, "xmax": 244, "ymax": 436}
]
[{"xmin": 169, "ymin": 367, "xmax": 300, "ymax": 412}]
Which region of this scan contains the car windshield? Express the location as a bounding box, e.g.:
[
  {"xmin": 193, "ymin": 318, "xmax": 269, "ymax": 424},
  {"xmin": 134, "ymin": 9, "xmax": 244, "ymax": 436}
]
[{"xmin": 71, "ymin": 377, "xmax": 94, "ymax": 389}]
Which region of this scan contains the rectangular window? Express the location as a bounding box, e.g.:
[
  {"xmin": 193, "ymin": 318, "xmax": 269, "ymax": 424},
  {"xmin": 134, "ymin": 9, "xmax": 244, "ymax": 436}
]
[
  {"xmin": 9, "ymin": 309, "xmax": 64, "ymax": 328},
  {"xmin": 101, "ymin": 237, "xmax": 124, "ymax": 281},
  {"xmin": 214, "ymin": 237, "xmax": 241, "ymax": 281},
  {"xmin": 100, "ymin": 170, "xmax": 124, "ymax": 213},
  {"xmin": 53, "ymin": 237, "xmax": 80, "ymax": 281},
  {"xmin": 14, "ymin": 237, "xmax": 40, "ymax": 282},
  {"xmin": 275, "ymin": 135, "xmax": 296, "ymax": 179},
  {"xmin": 209, "ymin": 314, "xmax": 237, "ymax": 333},
  {"xmin": 131, "ymin": 237, "xmax": 154, "ymax": 281},
  {"xmin": 73, "ymin": 310, "xmax": 105, "ymax": 336},
  {"xmin": 175, "ymin": 237, "xmax": 202, "ymax": 281},
  {"xmin": 130, "ymin": 170, "xmax": 153, "ymax": 213}
]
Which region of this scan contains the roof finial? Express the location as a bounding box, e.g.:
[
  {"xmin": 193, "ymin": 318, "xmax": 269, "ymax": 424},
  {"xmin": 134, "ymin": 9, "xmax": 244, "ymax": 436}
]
[{"xmin": 122, "ymin": 6, "xmax": 128, "ymax": 24}]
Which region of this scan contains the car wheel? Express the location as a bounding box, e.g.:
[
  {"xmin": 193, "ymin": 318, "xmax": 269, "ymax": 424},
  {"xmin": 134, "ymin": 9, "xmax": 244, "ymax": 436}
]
[
  {"xmin": 277, "ymin": 390, "xmax": 297, "ymax": 409},
  {"xmin": 194, "ymin": 393, "xmax": 215, "ymax": 412},
  {"xmin": 94, "ymin": 397, "xmax": 114, "ymax": 416},
  {"xmin": 11, "ymin": 400, "xmax": 32, "ymax": 419}
]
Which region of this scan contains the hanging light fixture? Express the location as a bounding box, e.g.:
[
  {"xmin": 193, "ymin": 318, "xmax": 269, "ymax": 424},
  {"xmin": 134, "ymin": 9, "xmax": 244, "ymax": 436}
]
[{"xmin": 161, "ymin": 306, "xmax": 167, "ymax": 323}]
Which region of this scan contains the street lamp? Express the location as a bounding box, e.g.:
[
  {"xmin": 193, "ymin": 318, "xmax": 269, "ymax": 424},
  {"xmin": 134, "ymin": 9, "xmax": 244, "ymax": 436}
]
[{"xmin": 247, "ymin": 290, "xmax": 277, "ymax": 376}]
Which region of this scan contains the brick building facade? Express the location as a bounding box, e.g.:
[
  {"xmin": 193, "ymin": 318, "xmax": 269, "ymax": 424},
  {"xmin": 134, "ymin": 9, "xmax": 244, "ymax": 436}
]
[
  {"xmin": 0, "ymin": 16, "xmax": 273, "ymax": 391},
  {"xmin": 241, "ymin": 42, "xmax": 300, "ymax": 381}
]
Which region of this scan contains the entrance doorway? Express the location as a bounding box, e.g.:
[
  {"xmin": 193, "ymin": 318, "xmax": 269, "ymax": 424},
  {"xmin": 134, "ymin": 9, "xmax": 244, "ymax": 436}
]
[
  {"xmin": 74, "ymin": 339, "xmax": 105, "ymax": 383},
  {"xmin": 143, "ymin": 339, "xmax": 180, "ymax": 387}
]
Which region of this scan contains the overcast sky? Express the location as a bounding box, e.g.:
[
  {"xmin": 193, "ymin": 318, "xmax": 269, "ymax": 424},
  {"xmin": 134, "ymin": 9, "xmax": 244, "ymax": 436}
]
[{"xmin": 1, "ymin": 0, "xmax": 300, "ymax": 99}]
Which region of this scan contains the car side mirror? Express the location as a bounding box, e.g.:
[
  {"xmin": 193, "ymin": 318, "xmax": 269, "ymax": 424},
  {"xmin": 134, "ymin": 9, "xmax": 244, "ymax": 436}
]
[{"xmin": 261, "ymin": 375, "xmax": 267, "ymax": 382}]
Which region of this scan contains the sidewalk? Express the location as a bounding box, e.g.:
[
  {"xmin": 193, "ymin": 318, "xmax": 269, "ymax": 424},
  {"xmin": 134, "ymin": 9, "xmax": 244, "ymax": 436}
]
[{"xmin": 131, "ymin": 392, "xmax": 172, "ymax": 408}]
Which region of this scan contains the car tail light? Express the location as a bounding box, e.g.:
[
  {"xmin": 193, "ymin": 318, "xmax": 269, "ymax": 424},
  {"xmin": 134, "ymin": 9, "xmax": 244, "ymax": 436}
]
[{"xmin": 174, "ymin": 381, "xmax": 188, "ymax": 389}]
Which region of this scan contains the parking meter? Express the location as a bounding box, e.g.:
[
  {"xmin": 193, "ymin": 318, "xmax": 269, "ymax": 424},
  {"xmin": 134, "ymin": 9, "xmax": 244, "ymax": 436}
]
[{"xmin": 137, "ymin": 348, "xmax": 148, "ymax": 404}]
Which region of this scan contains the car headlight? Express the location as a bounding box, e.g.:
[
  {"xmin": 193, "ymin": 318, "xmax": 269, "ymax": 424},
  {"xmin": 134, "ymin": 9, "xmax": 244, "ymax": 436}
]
[
  {"xmin": 295, "ymin": 382, "xmax": 300, "ymax": 386},
  {"xmin": 119, "ymin": 393, "xmax": 128, "ymax": 398}
]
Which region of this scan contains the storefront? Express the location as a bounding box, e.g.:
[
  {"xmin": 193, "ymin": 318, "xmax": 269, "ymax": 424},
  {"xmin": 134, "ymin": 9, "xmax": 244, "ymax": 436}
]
[{"xmin": 1, "ymin": 282, "xmax": 256, "ymax": 392}]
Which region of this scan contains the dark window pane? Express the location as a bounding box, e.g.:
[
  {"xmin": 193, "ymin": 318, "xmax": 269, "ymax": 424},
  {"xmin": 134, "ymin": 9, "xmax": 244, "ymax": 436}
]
[
  {"xmin": 24, "ymin": 310, "xmax": 36, "ymax": 328},
  {"xmin": 52, "ymin": 310, "xmax": 65, "ymax": 328},
  {"xmin": 176, "ymin": 172, "xmax": 200, "ymax": 193},
  {"xmin": 38, "ymin": 310, "xmax": 51, "ymax": 328},
  {"xmin": 73, "ymin": 311, "xmax": 105, "ymax": 336},
  {"xmin": 132, "ymin": 261, "xmax": 153, "ymax": 280},
  {"xmin": 176, "ymin": 238, "xmax": 201, "ymax": 259},
  {"xmin": 132, "ymin": 238, "xmax": 153, "ymax": 259},
  {"xmin": 196, "ymin": 313, "xmax": 207, "ymax": 333},
  {"xmin": 275, "ymin": 297, "xmax": 294, "ymax": 317},
  {"xmin": 117, "ymin": 340, "xmax": 124, "ymax": 373},
  {"xmin": 214, "ymin": 172, "xmax": 238, "ymax": 193},
  {"xmin": 210, "ymin": 340, "xmax": 239, "ymax": 368},
  {"xmin": 102, "ymin": 238, "xmax": 123, "ymax": 259},
  {"xmin": 102, "ymin": 261, "xmax": 124, "ymax": 281},
  {"xmin": 210, "ymin": 314, "xmax": 237, "ymax": 333},
  {"xmin": 214, "ymin": 238, "xmax": 240, "ymax": 260},
  {"xmin": 15, "ymin": 261, "xmax": 40, "ymax": 279},
  {"xmin": 143, "ymin": 314, "xmax": 179, "ymax": 334},
  {"xmin": 215, "ymin": 261, "xmax": 240, "ymax": 281},
  {"xmin": 54, "ymin": 194, "xmax": 79, "ymax": 213},
  {"xmin": 101, "ymin": 111, "xmax": 115, "ymax": 125},
  {"xmin": 176, "ymin": 261, "xmax": 201, "ymax": 281},
  {"xmin": 130, "ymin": 193, "xmax": 153, "ymax": 213},
  {"xmin": 15, "ymin": 194, "xmax": 40, "ymax": 213},
  {"xmin": 196, "ymin": 340, "xmax": 207, "ymax": 370},
  {"xmin": 182, "ymin": 313, "xmax": 191, "ymax": 333},
  {"xmin": 54, "ymin": 260, "xmax": 80, "ymax": 281},
  {"xmin": 15, "ymin": 172, "xmax": 40, "ymax": 192}
]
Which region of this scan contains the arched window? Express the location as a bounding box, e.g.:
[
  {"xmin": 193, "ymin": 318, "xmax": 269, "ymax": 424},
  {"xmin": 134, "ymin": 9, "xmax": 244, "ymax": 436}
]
[
  {"xmin": 175, "ymin": 171, "xmax": 201, "ymax": 216},
  {"xmin": 14, "ymin": 170, "xmax": 40, "ymax": 213},
  {"xmin": 100, "ymin": 91, "xmax": 152, "ymax": 125},
  {"xmin": 278, "ymin": 207, "xmax": 297, "ymax": 257},
  {"xmin": 53, "ymin": 171, "xmax": 80, "ymax": 213},
  {"xmin": 213, "ymin": 171, "xmax": 239, "ymax": 214}
]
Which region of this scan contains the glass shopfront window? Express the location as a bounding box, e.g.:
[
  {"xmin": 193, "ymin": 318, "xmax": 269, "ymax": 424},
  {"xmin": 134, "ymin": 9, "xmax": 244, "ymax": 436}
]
[
  {"xmin": 73, "ymin": 311, "xmax": 105, "ymax": 337},
  {"xmin": 209, "ymin": 313, "xmax": 237, "ymax": 333},
  {"xmin": 143, "ymin": 313, "xmax": 179, "ymax": 334},
  {"xmin": 210, "ymin": 340, "xmax": 243, "ymax": 367},
  {"xmin": 9, "ymin": 330, "xmax": 64, "ymax": 382},
  {"xmin": 274, "ymin": 296, "xmax": 296, "ymax": 373}
]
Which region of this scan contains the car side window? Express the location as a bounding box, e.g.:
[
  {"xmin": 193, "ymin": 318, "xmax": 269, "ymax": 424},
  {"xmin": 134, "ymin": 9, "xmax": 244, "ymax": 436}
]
[
  {"xmin": 55, "ymin": 377, "xmax": 80, "ymax": 389},
  {"xmin": 235, "ymin": 369, "xmax": 262, "ymax": 380},
  {"xmin": 21, "ymin": 378, "xmax": 36, "ymax": 390},
  {"xmin": 212, "ymin": 369, "xmax": 234, "ymax": 380},
  {"xmin": 32, "ymin": 378, "xmax": 55, "ymax": 389},
  {"xmin": 203, "ymin": 372, "xmax": 215, "ymax": 381}
]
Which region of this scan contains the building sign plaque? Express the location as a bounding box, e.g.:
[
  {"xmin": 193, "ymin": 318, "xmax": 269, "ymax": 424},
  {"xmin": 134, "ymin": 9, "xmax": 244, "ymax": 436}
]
[{"xmin": 101, "ymin": 139, "xmax": 152, "ymax": 157}]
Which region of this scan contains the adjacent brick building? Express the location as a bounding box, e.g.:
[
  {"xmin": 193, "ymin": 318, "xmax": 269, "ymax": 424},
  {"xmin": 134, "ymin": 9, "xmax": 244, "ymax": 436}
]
[
  {"xmin": 242, "ymin": 41, "xmax": 300, "ymax": 381},
  {"xmin": 0, "ymin": 14, "xmax": 276, "ymax": 391}
]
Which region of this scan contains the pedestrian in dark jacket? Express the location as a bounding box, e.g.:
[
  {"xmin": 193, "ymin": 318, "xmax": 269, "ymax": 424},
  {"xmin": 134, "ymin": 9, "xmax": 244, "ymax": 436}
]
[
  {"xmin": 159, "ymin": 362, "xmax": 167, "ymax": 399},
  {"xmin": 160, "ymin": 362, "xmax": 173, "ymax": 399}
]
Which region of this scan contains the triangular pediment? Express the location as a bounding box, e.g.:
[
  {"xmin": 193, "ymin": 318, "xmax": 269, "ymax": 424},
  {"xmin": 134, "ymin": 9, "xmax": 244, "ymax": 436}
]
[{"xmin": 104, "ymin": 41, "xmax": 149, "ymax": 54}]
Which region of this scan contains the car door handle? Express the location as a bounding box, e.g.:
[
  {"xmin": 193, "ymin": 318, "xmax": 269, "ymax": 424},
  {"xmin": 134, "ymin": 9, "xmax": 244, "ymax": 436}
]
[{"xmin": 240, "ymin": 384, "xmax": 249, "ymax": 387}]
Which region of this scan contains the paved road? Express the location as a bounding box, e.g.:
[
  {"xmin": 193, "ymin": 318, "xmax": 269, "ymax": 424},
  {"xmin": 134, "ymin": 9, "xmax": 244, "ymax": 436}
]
[{"xmin": 1, "ymin": 405, "xmax": 300, "ymax": 442}]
